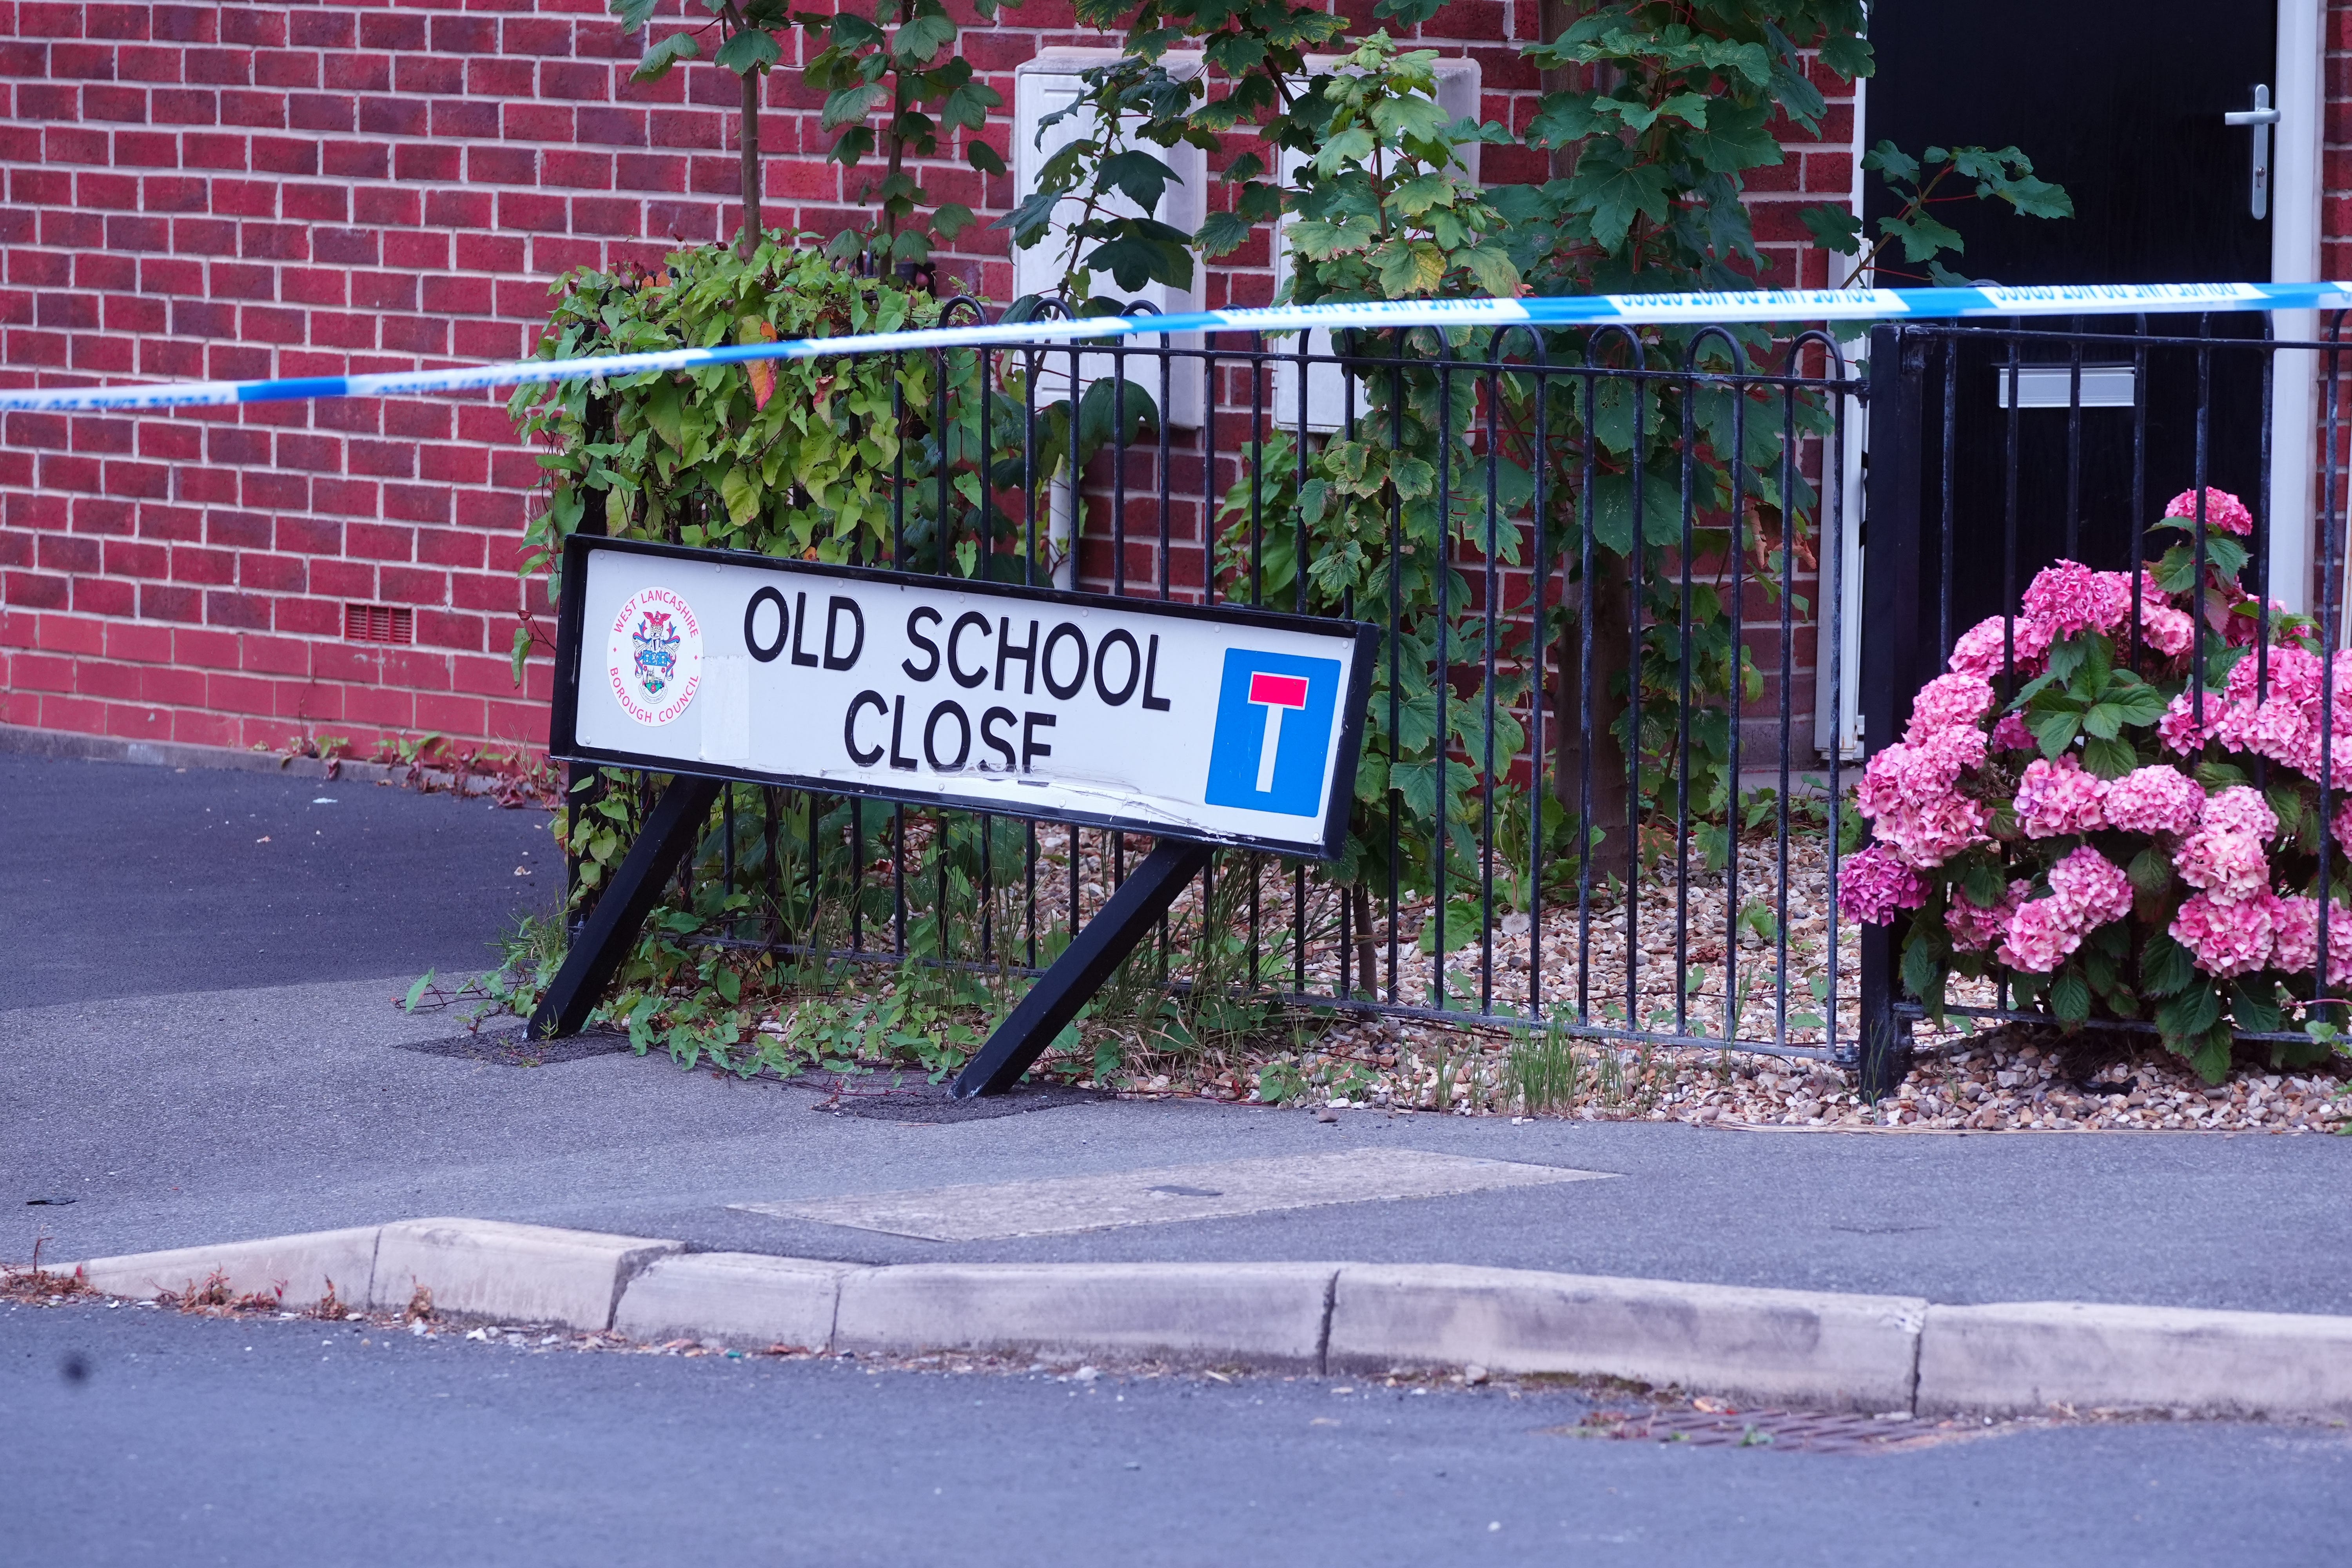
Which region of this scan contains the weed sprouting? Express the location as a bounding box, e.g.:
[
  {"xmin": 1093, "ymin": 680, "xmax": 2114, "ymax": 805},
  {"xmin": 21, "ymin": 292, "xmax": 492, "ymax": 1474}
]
[{"xmin": 1507, "ymin": 1024, "xmax": 1581, "ymax": 1113}]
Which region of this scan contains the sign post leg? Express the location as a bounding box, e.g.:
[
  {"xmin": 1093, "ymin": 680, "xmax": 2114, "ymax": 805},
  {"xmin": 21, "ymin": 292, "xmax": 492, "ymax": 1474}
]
[
  {"xmin": 949, "ymin": 836, "xmax": 1215, "ymax": 1099},
  {"xmin": 529, "ymin": 775, "xmax": 723, "ymax": 1040}
]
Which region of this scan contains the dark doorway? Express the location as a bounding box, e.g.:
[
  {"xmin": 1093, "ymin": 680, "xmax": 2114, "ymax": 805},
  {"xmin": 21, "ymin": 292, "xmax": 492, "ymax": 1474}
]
[{"xmin": 1865, "ymin": 4, "xmax": 2280, "ymax": 655}]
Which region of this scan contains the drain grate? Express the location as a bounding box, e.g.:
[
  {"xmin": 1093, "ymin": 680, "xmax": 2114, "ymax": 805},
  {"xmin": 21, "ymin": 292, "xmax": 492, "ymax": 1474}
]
[{"xmin": 1561, "ymin": 1403, "xmax": 1998, "ymax": 1455}]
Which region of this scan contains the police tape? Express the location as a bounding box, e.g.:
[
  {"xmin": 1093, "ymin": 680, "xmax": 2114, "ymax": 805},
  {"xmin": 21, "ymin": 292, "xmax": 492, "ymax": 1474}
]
[{"xmin": 5, "ymin": 280, "xmax": 2350, "ymax": 415}]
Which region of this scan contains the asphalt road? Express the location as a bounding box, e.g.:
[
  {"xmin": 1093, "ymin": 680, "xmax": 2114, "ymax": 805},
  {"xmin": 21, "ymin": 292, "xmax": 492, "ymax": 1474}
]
[
  {"xmin": 6, "ymin": 974, "xmax": 2351, "ymax": 1314},
  {"xmin": 9, "ymin": 1300, "xmax": 2348, "ymax": 1567},
  {"xmin": 0, "ymin": 755, "xmax": 554, "ymax": 1011},
  {"xmin": 6, "ymin": 748, "xmax": 2351, "ymax": 1564}
]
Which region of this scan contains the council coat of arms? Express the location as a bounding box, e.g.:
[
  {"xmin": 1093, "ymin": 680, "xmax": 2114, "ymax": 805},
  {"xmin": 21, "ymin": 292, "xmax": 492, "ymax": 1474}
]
[
  {"xmin": 631, "ymin": 608, "xmax": 680, "ymax": 697},
  {"xmin": 604, "ymin": 586, "xmax": 703, "ymax": 726}
]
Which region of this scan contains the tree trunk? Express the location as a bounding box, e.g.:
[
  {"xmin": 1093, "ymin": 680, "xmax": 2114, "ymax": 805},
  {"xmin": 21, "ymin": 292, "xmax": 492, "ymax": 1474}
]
[
  {"xmin": 738, "ymin": 67, "xmax": 762, "ymax": 261},
  {"xmin": 1555, "ymin": 543, "xmax": 1633, "ymax": 877}
]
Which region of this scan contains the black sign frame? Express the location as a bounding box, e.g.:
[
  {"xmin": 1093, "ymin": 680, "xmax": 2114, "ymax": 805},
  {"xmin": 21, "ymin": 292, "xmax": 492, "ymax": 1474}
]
[{"xmin": 548, "ymin": 532, "xmax": 1382, "ymax": 861}]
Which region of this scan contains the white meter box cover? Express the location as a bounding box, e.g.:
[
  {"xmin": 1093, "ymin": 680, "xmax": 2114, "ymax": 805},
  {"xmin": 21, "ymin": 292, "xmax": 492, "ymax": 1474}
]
[{"xmin": 552, "ymin": 536, "xmax": 1380, "ymax": 860}]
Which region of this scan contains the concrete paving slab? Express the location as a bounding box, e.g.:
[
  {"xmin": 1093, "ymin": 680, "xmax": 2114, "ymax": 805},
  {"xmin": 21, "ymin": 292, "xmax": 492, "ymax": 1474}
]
[{"xmin": 733, "ymin": 1147, "xmax": 1613, "ymax": 1240}]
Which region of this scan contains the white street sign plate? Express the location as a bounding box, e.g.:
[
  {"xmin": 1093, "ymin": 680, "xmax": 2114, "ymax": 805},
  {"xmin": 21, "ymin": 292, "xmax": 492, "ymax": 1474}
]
[{"xmin": 552, "ymin": 536, "xmax": 1379, "ymax": 859}]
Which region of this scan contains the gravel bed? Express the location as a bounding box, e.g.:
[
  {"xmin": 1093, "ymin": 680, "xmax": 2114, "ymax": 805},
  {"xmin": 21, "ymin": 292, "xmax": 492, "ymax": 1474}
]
[{"xmin": 717, "ymin": 817, "xmax": 2350, "ymax": 1134}]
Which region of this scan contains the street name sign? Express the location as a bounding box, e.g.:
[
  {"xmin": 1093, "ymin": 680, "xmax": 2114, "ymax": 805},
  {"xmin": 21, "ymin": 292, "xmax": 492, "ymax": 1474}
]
[{"xmin": 551, "ymin": 534, "xmax": 1379, "ymax": 860}]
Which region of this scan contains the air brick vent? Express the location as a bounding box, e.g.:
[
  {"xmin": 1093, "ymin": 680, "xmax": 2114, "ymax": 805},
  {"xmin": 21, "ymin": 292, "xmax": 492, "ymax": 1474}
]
[{"xmin": 344, "ymin": 604, "xmax": 415, "ymax": 644}]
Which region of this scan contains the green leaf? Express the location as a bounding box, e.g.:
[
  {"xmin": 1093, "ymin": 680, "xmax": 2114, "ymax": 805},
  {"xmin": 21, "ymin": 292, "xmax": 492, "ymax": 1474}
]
[
  {"xmin": 2105, "ymin": 681, "xmax": 2167, "ymax": 726},
  {"xmin": 822, "ymin": 82, "xmax": 892, "ymax": 132},
  {"xmin": 2150, "ymin": 543, "xmax": 2200, "ymax": 595},
  {"xmin": 1800, "ymin": 203, "xmax": 1863, "ymax": 255},
  {"xmin": 2081, "ymin": 733, "xmax": 2136, "ymax": 778},
  {"xmin": 2028, "ymin": 707, "xmax": 2081, "ymax": 760},
  {"xmin": 1373, "ymin": 241, "xmax": 1447, "ymax": 298},
  {"xmin": 403, "ymin": 971, "xmax": 436, "ymax": 1014},
  {"xmin": 1098, "ymin": 149, "xmax": 1178, "ymax": 213},
  {"xmin": 2156, "ymin": 982, "xmax": 2220, "ymax": 1046},
  {"xmin": 1900, "ymin": 922, "xmax": 1947, "ymax": 1015},
  {"xmin": 644, "ymin": 377, "xmax": 684, "ymax": 449},
  {"xmin": 2049, "ymin": 967, "xmax": 2090, "ymax": 1029},
  {"xmin": 1863, "ymin": 139, "xmax": 1921, "ymax": 185},
  {"xmin": 1567, "ymin": 150, "xmax": 1675, "ymax": 254},
  {"xmin": 2189, "ymin": 1023, "xmax": 2235, "ymax": 1084},
  {"xmin": 1958, "ymin": 855, "xmax": 2008, "ymax": 908},
  {"xmin": 631, "ymin": 30, "xmax": 701, "ymax": 81},
  {"xmin": 2127, "ymin": 846, "xmax": 2174, "ymax": 896},
  {"xmin": 2231, "ymin": 976, "xmax": 2283, "ymax": 1036},
  {"xmin": 1194, "ymin": 210, "xmax": 1254, "ymax": 258},
  {"xmin": 713, "ymin": 27, "xmax": 781, "ymax": 75},
  {"xmin": 2140, "ymin": 933, "xmax": 2195, "ymax": 999},
  {"xmin": 720, "ymin": 465, "xmax": 760, "ymax": 528},
  {"xmin": 892, "ymin": 11, "xmax": 957, "ymax": 65},
  {"xmin": 1459, "ymin": 244, "xmax": 1520, "ymax": 298},
  {"xmin": 1682, "ymin": 98, "xmax": 1779, "ymax": 174}
]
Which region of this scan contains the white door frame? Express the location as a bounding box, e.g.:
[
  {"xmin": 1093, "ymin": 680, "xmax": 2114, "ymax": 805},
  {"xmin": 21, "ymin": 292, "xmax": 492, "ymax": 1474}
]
[{"xmin": 1818, "ymin": 0, "xmax": 2325, "ymax": 760}]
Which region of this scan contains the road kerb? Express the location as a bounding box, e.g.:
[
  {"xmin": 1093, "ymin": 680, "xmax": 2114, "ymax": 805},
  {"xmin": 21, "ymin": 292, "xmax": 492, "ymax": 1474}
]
[
  {"xmin": 368, "ymin": 1218, "xmax": 681, "ymax": 1331},
  {"xmin": 831, "ymin": 1262, "xmax": 1339, "ymax": 1367},
  {"xmin": 58, "ymin": 1221, "xmax": 2352, "ymax": 1419},
  {"xmin": 73, "ymin": 1226, "xmax": 381, "ymax": 1311},
  {"xmin": 1916, "ymin": 1299, "xmax": 2352, "ymax": 1419},
  {"xmin": 1327, "ymin": 1262, "xmax": 1926, "ymax": 1412},
  {"xmin": 615, "ymin": 1252, "xmax": 857, "ymax": 1349}
]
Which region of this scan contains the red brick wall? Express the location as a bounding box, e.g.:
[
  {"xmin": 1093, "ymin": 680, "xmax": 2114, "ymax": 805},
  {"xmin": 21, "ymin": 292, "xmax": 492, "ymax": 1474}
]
[
  {"xmin": 2328, "ymin": 0, "xmax": 2352, "ymax": 278},
  {"xmin": 0, "ymin": 0, "xmax": 1847, "ymax": 760}
]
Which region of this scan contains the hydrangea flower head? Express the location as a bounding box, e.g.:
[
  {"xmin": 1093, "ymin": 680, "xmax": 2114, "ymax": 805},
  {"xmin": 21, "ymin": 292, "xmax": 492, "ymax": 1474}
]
[
  {"xmin": 1996, "ymin": 897, "xmax": 2081, "ymax": 974},
  {"xmin": 1904, "ymin": 673, "xmax": 1996, "ymax": 743},
  {"xmin": 2021, "ymin": 560, "xmax": 2132, "ymax": 640},
  {"xmin": 2137, "ymin": 603, "xmax": 2196, "ymax": 658},
  {"xmin": 1948, "ymin": 616, "xmax": 2024, "ymax": 680},
  {"xmin": 2172, "ymin": 828, "xmax": 2270, "ymax": 903},
  {"xmin": 2157, "ymin": 690, "xmax": 2215, "ymax": 754},
  {"xmin": 2162, "ymin": 486, "xmax": 2253, "ymax": 537},
  {"xmin": 2270, "ymin": 896, "xmax": 2352, "ymax": 985},
  {"xmin": 2013, "ymin": 755, "xmax": 2108, "ymax": 839},
  {"xmin": 2200, "ymin": 785, "xmax": 2279, "ymax": 841},
  {"xmin": 1946, "ymin": 879, "xmax": 2027, "ymax": 953},
  {"xmin": 1835, "ymin": 844, "xmax": 1929, "ymax": 926},
  {"xmin": 2169, "ymin": 890, "xmax": 2276, "ymax": 977},
  {"xmin": 2101, "ymin": 765, "xmax": 2203, "ymax": 836},
  {"xmin": 2044, "ymin": 846, "xmax": 2134, "ymax": 932}
]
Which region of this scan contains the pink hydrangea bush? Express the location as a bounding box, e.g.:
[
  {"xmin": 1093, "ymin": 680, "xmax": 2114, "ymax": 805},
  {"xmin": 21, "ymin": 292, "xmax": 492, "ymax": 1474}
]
[{"xmin": 1837, "ymin": 488, "xmax": 2350, "ymax": 1081}]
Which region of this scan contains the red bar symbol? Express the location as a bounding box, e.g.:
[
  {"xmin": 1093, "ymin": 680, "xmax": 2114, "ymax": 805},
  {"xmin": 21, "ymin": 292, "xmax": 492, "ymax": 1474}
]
[{"xmin": 1248, "ymin": 671, "xmax": 1310, "ymax": 709}]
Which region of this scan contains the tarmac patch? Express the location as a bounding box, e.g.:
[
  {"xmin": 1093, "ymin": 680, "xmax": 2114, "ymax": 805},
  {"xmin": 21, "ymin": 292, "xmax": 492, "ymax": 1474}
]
[
  {"xmin": 731, "ymin": 1147, "xmax": 1613, "ymax": 1240},
  {"xmin": 804, "ymin": 1078, "xmax": 1109, "ymax": 1123},
  {"xmin": 392, "ymin": 1027, "xmax": 632, "ymax": 1067}
]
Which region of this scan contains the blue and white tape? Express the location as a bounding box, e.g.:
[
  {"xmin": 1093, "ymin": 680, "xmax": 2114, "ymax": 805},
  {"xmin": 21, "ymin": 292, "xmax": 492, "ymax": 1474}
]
[{"xmin": 4, "ymin": 281, "xmax": 2348, "ymax": 415}]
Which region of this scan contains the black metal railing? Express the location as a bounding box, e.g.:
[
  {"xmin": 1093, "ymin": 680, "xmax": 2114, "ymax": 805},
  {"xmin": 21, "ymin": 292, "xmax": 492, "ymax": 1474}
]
[{"xmin": 564, "ymin": 308, "xmax": 1887, "ymax": 1075}]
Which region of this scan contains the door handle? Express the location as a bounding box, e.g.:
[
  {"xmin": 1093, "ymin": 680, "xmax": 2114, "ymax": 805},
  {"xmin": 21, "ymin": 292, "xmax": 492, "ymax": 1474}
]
[{"xmin": 2224, "ymin": 84, "xmax": 2279, "ymax": 220}]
